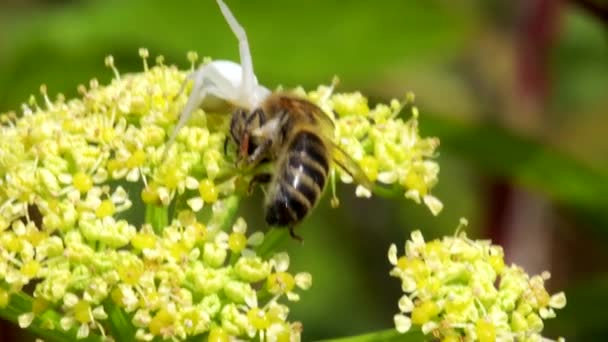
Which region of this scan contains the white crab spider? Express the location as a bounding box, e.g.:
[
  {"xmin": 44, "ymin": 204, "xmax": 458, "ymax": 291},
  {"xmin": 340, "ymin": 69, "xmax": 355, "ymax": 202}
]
[{"xmin": 167, "ymin": 0, "xmax": 271, "ymax": 148}]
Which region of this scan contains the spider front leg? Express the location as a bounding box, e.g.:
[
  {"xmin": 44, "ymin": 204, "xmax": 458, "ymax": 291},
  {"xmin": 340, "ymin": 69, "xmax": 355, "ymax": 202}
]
[{"xmin": 167, "ymin": 62, "xmax": 240, "ymax": 150}]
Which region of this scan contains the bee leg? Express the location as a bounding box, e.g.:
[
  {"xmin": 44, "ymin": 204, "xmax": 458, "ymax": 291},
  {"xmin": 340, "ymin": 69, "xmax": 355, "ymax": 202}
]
[
  {"xmin": 246, "ymin": 138, "xmax": 273, "ymax": 165},
  {"xmin": 288, "ymin": 226, "xmax": 304, "ymax": 242},
  {"xmin": 248, "ymin": 173, "xmax": 271, "ymax": 195},
  {"xmin": 223, "ymin": 136, "xmax": 231, "ymax": 156}
]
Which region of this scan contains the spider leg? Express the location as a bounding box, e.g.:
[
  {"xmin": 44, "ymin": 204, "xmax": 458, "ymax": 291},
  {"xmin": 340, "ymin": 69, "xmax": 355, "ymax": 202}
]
[
  {"xmin": 216, "ymin": 0, "xmax": 255, "ymax": 101},
  {"xmin": 167, "ymin": 62, "xmax": 240, "ymax": 151}
]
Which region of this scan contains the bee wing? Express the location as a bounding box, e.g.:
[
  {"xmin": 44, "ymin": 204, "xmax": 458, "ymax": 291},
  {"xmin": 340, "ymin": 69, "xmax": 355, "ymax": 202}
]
[
  {"xmin": 304, "ymin": 102, "xmax": 373, "ymax": 190},
  {"xmin": 330, "ymin": 141, "xmax": 373, "ymax": 190}
]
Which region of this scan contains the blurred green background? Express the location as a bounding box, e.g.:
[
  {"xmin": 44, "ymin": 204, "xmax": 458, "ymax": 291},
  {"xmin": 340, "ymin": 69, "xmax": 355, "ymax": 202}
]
[{"xmin": 1, "ymin": 0, "xmax": 607, "ymax": 340}]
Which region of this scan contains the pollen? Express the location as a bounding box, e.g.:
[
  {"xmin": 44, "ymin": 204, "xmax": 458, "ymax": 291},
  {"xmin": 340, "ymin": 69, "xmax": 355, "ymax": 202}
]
[
  {"xmin": 228, "ymin": 232, "xmax": 247, "ymax": 253},
  {"xmin": 198, "ymin": 179, "xmax": 218, "ymax": 203},
  {"xmin": 95, "ymin": 199, "xmax": 116, "ymax": 218},
  {"xmin": 247, "ymin": 308, "xmax": 270, "ymax": 330},
  {"xmin": 20, "ymin": 260, "xmax": 41, "ymax": 279},
  {"xmin": 73, "ymin": 300, "xmax": 92, "ymax": 323},
  {"xmin": 267, "ymin": 272, "xmax": 296, "ymax": 295},
  {"xmin": 73, "ymin": 172, "xmax": 93, "ymax": 193},
  {"xmin": 141, "ymin": 183, "xmax": 161, "ymax": 205},
  {"xmin": 148, "ymin": 309, "xmax": 174, "ymax": 336},
  {"xmin": 125, "ymin": 150, "xmax": 146, "ymax": 168},
  {"xmin": 131, "ymin": 232, "xmax": 157, "ymax": 250},
  {"xmin": 207, "ymin": 327, "xmax": 229, "ymax": 342},
  {"xmin": 476, "ymin": 319, "xmax": 496, "ymax": 342}
]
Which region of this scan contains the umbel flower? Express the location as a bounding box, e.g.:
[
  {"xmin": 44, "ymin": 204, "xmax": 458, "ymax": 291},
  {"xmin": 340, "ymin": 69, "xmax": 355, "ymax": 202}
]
[
  {"xmin": 0, "ymin": 51, "xmax": 441, "ymax": 341},
  {"xmin": 389, "ymin": 219, "xmax": 567, "ymax": 342}
]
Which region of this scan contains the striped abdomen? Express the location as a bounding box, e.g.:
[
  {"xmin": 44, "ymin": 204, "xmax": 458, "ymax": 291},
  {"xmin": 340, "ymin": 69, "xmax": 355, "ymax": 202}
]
[{"xmin": 265, "ymin": 130, "xmax": 330, "ymax": 227}]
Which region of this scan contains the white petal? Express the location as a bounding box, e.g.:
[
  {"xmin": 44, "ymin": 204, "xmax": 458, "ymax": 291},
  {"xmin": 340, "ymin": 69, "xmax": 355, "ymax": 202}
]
[
  {"xmin": 157, "ymin": 187, "xmax": 171, "ymax": 205},
  {"xmin": 185, "ymin": 177, "xmax": 199, "ymax": 190},
  {"xmin": 410, "ymin": 230, "xmax": 425, "ymax": 246},
  {"xmin": 187, "ymin": 197, "xmax": 204, "ymax": 212},
  {"xmin": 63, "ymin": 292, "xmax": 79, "ymax": 307},
  {"xmin": 241, "ymin": 249, "xmax": 256, "ymax": 258},
  {"xmin": 539, "ymin": 307, "xmax": 556, "ymax": 319},
  {"xmin": 233, "ymin": 217, "xmax": 247, "ymax": 234},
  {"xmin": 18, "ymin": 313, "xmax": 34, "ymax": 328},
  {"xmin": 398, "ymin": 295, "xmax": 414, "ymax": 313},
  {"xmin": 60, "ymin": 316, "xmax": 75, "ymax": 331},
  {"xmin": 126, "ymin": 168, "xmax": 140, "ymax": 182},
  {"xmin": 393, "ymin": 314, "xmax": 411, "ymax": 333},
  {"xmin": 77, "ymin": 323, "xmax": 90, "ymax": 339},
  {"xmin": 404, "ymin": 189, "xmax": 421, "ymax": 203},
  {"xmin": 355, "ymin": 185, "xmax": 372, "ymax": 198},
  {"xmin": 401, "ymin": 275, "xmax": 417, "ymax": 293},
  {"xmin": 549, "ymin": 292, "xmax": 567, "ymax": 309},
  {"xmin": 247, "ymin": 232, "xmax": 264, "ymax": 246},
  {"xmin": 92, "ymin": 168, "xmax": 108, "ymax": 183},
  {"xmin": 421, "ymin": 321, "xmax": 438, "ymax": 334},
  {"xmin": 377, "ymin": 171, "xmax": 398, "ymax": 184},
  {"xmin": 58, "ymin": 173, "xmax": 73, "ymax": 184},
  {"xmin": 295, "ymin": 273, "xmax": 312, "ymax": 290},
  {"xmin": 388, "ymin": 244, "xmax": 398, "ymax": 265},
  {"xmin": 113, "ymin": 186, "xmax": 129, "ymax": 201},
  {"xmin": 272, "ymin": 252, "xmax": 290, "ymax": 272},
  {"xmin": 340, "ymin": 173, "xmax": 353, "ymax": 184},
  {"xmin": 93, "ymin": 306, "xmax": 108, "ymax": 320},
  {"xmin": 286, "ymin": 292, "xmax": 300, "ymax": 302},
  {"xmin": 244, "ymin": 292, "xmax": 258, "ymax": 309},
  {"xmin": 423, "ymin": 195, "xmax": 443, "ymax": 216}
]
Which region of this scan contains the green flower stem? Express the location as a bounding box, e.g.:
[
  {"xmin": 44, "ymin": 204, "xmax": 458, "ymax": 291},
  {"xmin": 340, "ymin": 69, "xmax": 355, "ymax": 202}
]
[
  {"xmin": 212, "ymin": 195, "xmax": 240, "ymax": 232},
  {"xmin": 372, "ymin": 184, "xmax": 408, "ymax": 198},
  {"xmin": 255, "ymin": 228, "xmax": 290, "ymax": 259},
  {"xmin": 105, "ymin": 299, "xmax": 136, "ymax": 342},
  {"xmin": 145, "ymin": 204, "xmax": 169, "ymax": 235},
  {"xmin": 316, "ymin": 328, "xmax": 425, "ymax": 342},
  {"xmin": 0, "ymin": 292, "xmax": 102, "ymax": 342}
]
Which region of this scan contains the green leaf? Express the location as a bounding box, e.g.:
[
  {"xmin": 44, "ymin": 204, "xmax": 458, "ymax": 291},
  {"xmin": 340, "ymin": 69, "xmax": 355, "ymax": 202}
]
[
  {"xmin": 0, "ymin": 0, "xmax": 472, "ymax": 110},
  {"xmin": 105, "ymin": 301, "xmax": 136, "ymax": 342},
  {"xmin": 316, "ymin": 328, "xmax": 426, "ymax": 342},
  {"xmin": 423, "ymin": 115, "xmax": 608, "ymax": 234},
  {"xmin": 545, "ymin": 277, "xmax": 608, "ymax": 340}
]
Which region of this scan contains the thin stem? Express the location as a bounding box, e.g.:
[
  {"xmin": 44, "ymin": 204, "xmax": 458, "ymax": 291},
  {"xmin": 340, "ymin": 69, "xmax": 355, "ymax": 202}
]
[
  {"xmin": 211, "ymin": 195, "xmax": 241, "ymax": 232},
  {"xmin": 314, "ymin": 328, "xmax": 425, "ymax": 342},
  {"xmin": 104, "ymin": 299, "xmax": 136, "ymax": 342},
  {"xmin": 145, "ymin": 204, "xmax": 169, "ymax": 235},
  {"xmin": 255, "ymin": 228, "xmax": 290, "ymax": 259}
]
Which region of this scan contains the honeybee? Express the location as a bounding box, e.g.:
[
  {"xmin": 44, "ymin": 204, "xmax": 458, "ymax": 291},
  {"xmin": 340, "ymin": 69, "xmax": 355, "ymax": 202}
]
[
  {"xmin": 169, "ymin": 0, "xmax": 371, "ymax": 239},
  {"xmin": 229, "ymin": 93, "xmax": 371, "ymax": 240}
]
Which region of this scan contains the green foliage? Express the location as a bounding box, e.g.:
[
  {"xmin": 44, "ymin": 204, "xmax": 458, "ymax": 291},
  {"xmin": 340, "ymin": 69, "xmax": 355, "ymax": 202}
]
[{"xmin": 1, "ymin": 0, "xmax": 607, "ymax": 341}]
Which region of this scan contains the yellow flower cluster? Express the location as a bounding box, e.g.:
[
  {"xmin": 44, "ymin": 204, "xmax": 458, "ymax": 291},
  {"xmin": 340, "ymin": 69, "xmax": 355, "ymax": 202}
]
[
  {"xmin": 0, "ymin": 51, "xmax": 441, "ymax": 340},
  {"xmin": 389, "ymin": 221, "xmax": 566, "ymax": 342},
  {"xmin": 0, "ymin": 54, "xmax": 312, "ymax": 341}
]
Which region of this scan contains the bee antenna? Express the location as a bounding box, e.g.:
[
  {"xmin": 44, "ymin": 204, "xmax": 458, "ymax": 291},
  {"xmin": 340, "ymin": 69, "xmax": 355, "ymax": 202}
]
[{"xmin": 216, "ymin": 0, "xmax": 255, "ymax": 102}]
